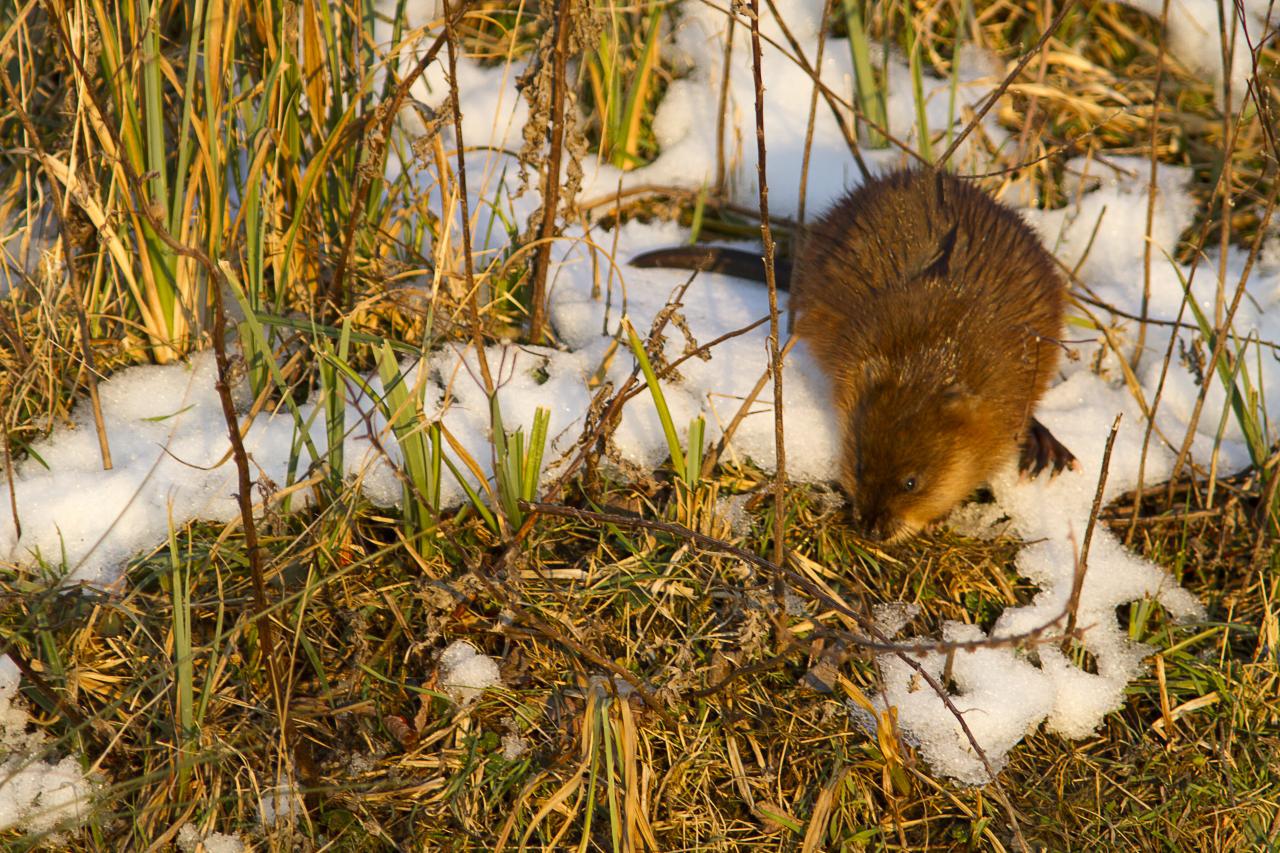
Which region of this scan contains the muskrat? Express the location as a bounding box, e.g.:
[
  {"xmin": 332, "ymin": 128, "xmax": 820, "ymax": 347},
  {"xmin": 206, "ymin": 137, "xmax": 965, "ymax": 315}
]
[{"xmin": 631, "ymin": 168, "xmax": 1076, "ymax": 541}]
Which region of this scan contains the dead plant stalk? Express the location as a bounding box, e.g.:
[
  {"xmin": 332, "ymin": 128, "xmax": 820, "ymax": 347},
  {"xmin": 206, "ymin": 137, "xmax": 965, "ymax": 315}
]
[
  {"xmin": 1063, "ymin": 412, "xmax": 1122, "ymax": 654},
  {"xmin": 526, "ymin": 0, "xmax": 575, "ymax": 344},
  {"xmin": 746, "ymin": 0, "xmax": 787, "ymax": 577},
  {"xmin": 443, "ymin": 0, "xmax": 494, "ymax": 393}
]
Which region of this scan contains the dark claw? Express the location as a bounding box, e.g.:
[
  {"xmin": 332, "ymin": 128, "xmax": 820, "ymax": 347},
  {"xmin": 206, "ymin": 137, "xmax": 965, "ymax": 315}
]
[{"xmin": 1019, "ymin": 417, "xmax": 1078, "ymax": 478}]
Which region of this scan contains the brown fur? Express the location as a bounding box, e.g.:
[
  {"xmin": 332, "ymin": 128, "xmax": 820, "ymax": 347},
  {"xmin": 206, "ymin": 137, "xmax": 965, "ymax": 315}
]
[
  {"xmin": 630, "ymin": 168, "xmax": 1071, "ymax": 540},
  {"xmin": 792, "ymin": 169, "xmax": 1065, "ymax": 540}
]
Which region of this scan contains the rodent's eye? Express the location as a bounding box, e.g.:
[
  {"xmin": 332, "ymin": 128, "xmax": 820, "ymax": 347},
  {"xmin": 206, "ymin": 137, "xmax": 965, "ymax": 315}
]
[{"xmin": 903, "ymin": 476, "xmax": 918, "ymax": 493}]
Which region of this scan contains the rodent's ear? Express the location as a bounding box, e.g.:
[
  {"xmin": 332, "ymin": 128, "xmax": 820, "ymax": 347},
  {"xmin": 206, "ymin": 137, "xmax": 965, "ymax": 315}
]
[{"xmin": 921, "ymin": 224, "xmax": 958, "ymax": 279}]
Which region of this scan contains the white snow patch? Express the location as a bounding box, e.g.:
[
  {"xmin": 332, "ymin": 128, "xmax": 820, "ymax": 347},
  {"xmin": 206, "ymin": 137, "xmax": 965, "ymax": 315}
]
[
  {"xmin": 258, "ymin": 773, "xmax": 300, "ymax": 828},
  {"xmin": 177, "ymin": 823, "xmax": 246, "ymax": 853},
  {"xmin": 877, "ymin": 623, "xmax": 1057, "ymax": 785},
  {"xmin": 1113, "ymin": 0, "xmax": 1277, "ymax": 110},
  {"xmin": 4, "ymin": 0, "xmax": 1277, "ymax": 790},
  {"xmin": 0, "ymin": 656, "xmax": 97, "ymax": 834},
  {"xmin": 438, "ymin": 640, "xmax": 503, "ymax": 705}
]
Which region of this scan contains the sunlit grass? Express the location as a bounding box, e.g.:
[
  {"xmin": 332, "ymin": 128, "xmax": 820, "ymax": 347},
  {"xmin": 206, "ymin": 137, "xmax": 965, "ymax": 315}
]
[{"xmin": 0, "ymin": 0, "xmax": 1276, "ymax": 848}]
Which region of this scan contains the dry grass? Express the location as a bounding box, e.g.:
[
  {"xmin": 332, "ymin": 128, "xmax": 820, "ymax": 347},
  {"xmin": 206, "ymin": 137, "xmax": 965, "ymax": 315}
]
[{"xmin": 1, "ymin": 0, "xmax": 1278, "ymax": 850}]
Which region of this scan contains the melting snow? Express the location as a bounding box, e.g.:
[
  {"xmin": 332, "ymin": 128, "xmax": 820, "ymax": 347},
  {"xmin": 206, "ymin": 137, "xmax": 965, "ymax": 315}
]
[{"xmin": 2, "ymin": 0, "xmax": 1275, "ymax": 790}]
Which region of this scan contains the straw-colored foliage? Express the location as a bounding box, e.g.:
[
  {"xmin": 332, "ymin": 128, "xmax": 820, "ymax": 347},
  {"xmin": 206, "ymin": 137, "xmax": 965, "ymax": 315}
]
[{"xmin": 0, "ymin": 0, "xmax": 1277, "ymax": 849}]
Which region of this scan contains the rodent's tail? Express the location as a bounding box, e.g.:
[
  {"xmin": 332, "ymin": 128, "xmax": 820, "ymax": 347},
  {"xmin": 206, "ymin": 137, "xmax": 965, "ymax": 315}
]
[{"xmin": 629, "ymin": 246, "xmax": 792, "ymax": 289}]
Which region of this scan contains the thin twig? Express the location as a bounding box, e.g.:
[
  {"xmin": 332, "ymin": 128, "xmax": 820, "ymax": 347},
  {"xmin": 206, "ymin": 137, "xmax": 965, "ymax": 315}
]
[
  {"xmin": 714, "ymin": 4, "xmax": 735, "ymax": 195},
  {"xmin": 443, "ymin": 0, "xmax": 494, "ymax": 395},
  {"xmin": 884, "ymin": 652, "xmax": 1030, "ymax": 853},
  {"xmin": 796, "ymin": 0, "xmax": 834, "ymax": 226},
  {"xmin": 459, "ymin": 551, "xmax": 678, "ymax": 729},
  {"xmin": 938, "ymin": 0, "xmax": 1079, "ymax": 168},
  {"xmin": 746, "ymin": 0, "xmax": 788, "ymax": 577},
  {"xmin": 1121, "ymin": 158, "xmax": 1280, "ymax": 539},
  {"xmin": 758, "ymin": 0, "xmax": 873, "ymax": 179},
  {"xmin": 577, "ymin": 182, "xmax": 800, "ymax": 220},
  {"xmin": 1070, "ymin": 291, "xmax": 1280, "ymax": 355},
  {"xmin": 1133, "ymin": 0, "xmax": 1172, "ymax": 375},
  {"xmin": 700, "ymin": 336, "xmax": 798, "ymax": 478},
  {"xmin": 616, "ymin": 315, "xmax": 771, "ymax": 408},
  {"xmin": 42, "ymin": 2, "xmax": 298, "ymax": 752},
  {"xmin": 520, "ymin": 499, "xmax": 1036, "ymax": 847},
  {"xmin": 526, "ymin": 0, "xmax": 576, "ymax": 344},
  {"xmin": 210, "ymin": 267, "xmax": 286, "ymax": 719},
  {"xmin": 519, "ymin": 501, "xmax": 1076, "ymax": 657},
  {"xmin": 1165, "ymin": 137, "xmax": 1280, "ymax": 490},
  {"xmin": 2, "ymin": 427, "xmax": 18, "ymax": 539},
  {"xmin": 1252, "ymin": 451, "xmax": 1280, "ymax": 565},
  {"xmin": 1012, "ymin": 0, "xmax": 1053, "ymax": 177},
  {"xmin": 1063, "ymin": 413, "xmax": 1121, "ymax": 654}
]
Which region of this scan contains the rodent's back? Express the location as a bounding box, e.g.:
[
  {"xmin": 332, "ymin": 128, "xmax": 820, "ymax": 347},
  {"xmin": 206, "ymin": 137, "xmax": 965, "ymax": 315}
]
[
  {"xmin": 793, "ymin": 170, "xmax": 1063, "ymax": 389},
  {"xmin": 792, "ymin": 169, "xmax": 1067, "ymax": 538}
]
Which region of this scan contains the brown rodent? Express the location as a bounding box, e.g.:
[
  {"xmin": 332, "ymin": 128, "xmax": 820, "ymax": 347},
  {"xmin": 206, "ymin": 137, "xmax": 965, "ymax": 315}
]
[{"xmin": 632, "ymin": 168, "xmax": 1075, "ymax": 541}]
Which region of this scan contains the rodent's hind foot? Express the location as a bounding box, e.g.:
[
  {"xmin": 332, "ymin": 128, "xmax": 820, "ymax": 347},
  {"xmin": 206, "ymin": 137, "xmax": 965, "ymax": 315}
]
[{"xmin": 1019, "ymin": 418, "xmax": 1079, "ymax": 478}]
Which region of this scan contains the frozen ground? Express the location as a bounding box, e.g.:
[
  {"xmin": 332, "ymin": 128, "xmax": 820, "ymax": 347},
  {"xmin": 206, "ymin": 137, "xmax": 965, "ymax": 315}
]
[{"xmin": 3, "ymin": 0, "xmax": 1278, "ymax": 826}]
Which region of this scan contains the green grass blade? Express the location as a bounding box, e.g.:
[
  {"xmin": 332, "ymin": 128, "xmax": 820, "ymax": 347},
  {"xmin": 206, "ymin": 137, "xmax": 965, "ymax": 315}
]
[
  {"xmin": 685, "ymin": 416, "xmax": 704, "ymax": 485},
  {"xmin": 220, "ymin": 262, "xmax": 323, "ymax": 470},
  {"xmin": 625, "ymin": 319, "xmax": 685, "ymax": 476},
  {"xmin": 909, "ymin": 28, "xmax": 933, "ymax": 163},
  {"xmin": 438, "ymin": 428, "xmax": 500, "ymax": 534},
  {"xmin": 376, "ymin": 342, "xmax": 436, "ymax": 535},
  {"xmin": 522, "ymin": 407, "xmax": 551, "ymax": 501},
  {"xmin": 1169, "ymin": 254, "xmax": 1266, "ymax": 466},
  {"xmin": 842, "ymin": 0, "xmax": 887, "ymax": 148}
]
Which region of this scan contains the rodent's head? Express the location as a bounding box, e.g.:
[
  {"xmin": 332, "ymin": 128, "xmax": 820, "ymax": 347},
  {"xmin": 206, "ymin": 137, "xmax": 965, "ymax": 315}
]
[{"xmin": 844, "ymin": 378, "xmax": 988, "ymax": 542}]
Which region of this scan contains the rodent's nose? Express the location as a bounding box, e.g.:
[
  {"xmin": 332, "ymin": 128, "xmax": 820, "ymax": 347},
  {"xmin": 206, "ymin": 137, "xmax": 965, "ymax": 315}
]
[{"xmin": 856, "ymin": 507, "xmax": 891, "ymax": 541}]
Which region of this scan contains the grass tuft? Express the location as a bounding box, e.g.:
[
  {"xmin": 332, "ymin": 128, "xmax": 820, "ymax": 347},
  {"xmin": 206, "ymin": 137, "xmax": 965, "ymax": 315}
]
[{"xmin": 0, "ymin": 0, "xmax": 1276, "ymax": 849}]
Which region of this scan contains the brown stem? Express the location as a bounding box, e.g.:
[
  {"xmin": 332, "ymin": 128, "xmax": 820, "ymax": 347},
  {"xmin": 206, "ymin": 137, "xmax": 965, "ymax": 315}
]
[
  {"xmin": 527, "ymin": 0, "xmax": 576, "ymax": 344},
  {"xmin": 890, "ymin": 652, "xmax": 1030, "ymax": 852},
  {"xmin": 41, "ymin": 1, "xmax": 297, "ymax": 743},
  {"xmin": 1133, "ymin": 0, "xmax": 1172, "ymax": 376},
  {"xmin": 700, "ymin": 336, "xmax": 798, "ymax": 478},
  {"xmin": 10, "ymin": 645, "xmax": 89, "ymax": 729},
  {"xmin": 3, "ymin": 427, "xmax": 18, "ymax": 540},
  {"xmin": 714, "ymin": 6, "xmax": 735, "ymax": 196},
  {"xmin": 1062, "ymin": 413, "xmax": 1121, "ymax": 654},
  {"xmin": 747, "ymin": 0, "xmax": 787, "ymax": 576},
  {"xmin": 442, "ymin": 0, "xmax": 493, "ymax": 394},
  {"xmin": 208, "ymin": 274, "xmax": 286, "ymax": 723},
  {"xmin": 1252, "ymin": 450, "xmax": 1280, "ymax": 566},
  {"xmin": 1013, "ymin": 0, "xmax": 1053, "ymax": 174},
  {"xmin": 1165, "ymin": 141, "xmax": 1280, "ymax": 490},
  {"xmin": 1126, "ymin": 156, "xmax": 1280, "ymax": 540},
  {"xmin": 796, "ymin": 0, "xmax": 833, "ymax": 226},
  {"xmin": 760, "ymin": 0, "xmax": 873, "ymax": 179}
]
